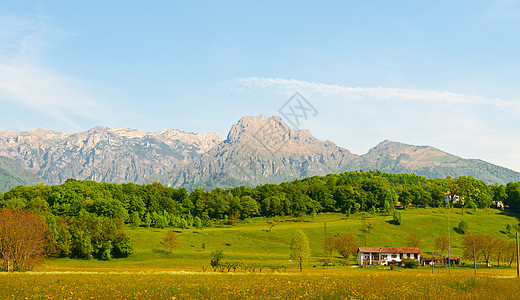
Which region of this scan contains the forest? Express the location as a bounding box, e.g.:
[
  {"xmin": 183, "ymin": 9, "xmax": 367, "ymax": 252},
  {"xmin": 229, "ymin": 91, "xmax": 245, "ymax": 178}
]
[{"xmin": 1, "ymin": 171, "xmax": 519, "ymax": 224}]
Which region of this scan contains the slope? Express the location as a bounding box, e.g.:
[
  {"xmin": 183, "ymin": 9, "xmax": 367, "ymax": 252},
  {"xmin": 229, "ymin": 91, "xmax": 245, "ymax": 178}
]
[{"xmin": 0, "ymin": 156, "xmax": 44, "ymax": 193}]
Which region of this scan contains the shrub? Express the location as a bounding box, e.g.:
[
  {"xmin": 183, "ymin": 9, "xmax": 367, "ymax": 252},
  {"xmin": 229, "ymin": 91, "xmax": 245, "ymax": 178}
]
[
  {"xmin": 210, "ymin": 250, "xmax": 224, "ymax": 270},
  {"xmin": 392, "ymin": 211, "xmax": 402, "ymax": 225},
  {"xmin": 401, "ymin": 258, "xmax": 419, "ymax": 268},
  {"xmin": 457, "ymin": 220, "xmax": 469, "ymax": 234}
]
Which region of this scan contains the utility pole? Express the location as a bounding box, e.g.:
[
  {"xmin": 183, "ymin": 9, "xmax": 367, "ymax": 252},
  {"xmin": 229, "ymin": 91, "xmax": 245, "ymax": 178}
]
[
  {"xmin": 448, "ymin": 204, "xmax": 451, "ymax": 275},
  {"xmin": 431, "ymin": 251, "xmax": 434, "ymax": 274},
  {"xmin": 516, "ymin": 231, "xmax": 520, "ymax": 277},
  {"xmin": 473, "ymin": 239, "xmax": 477, "ymax": 276},
  {"xmin": 323, "ymin": 221, "xmax": 327, "ymax": 262}
]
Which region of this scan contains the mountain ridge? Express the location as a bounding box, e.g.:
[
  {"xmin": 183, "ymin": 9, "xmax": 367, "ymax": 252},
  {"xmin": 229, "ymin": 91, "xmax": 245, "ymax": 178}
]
[{"xmin": 0, "ymin": 115, "xmax": 519, "ymax": 192}]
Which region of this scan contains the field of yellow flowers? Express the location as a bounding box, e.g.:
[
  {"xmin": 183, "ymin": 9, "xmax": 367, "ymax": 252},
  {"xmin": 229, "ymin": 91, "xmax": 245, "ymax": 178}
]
[{"xmin": 1, "ymin": 269, "xmax": 519, "ymax": 299}]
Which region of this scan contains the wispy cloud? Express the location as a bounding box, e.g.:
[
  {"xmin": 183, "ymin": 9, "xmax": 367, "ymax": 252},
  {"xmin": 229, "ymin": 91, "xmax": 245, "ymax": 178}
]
[
  {"xmin": 230, "ymin": 77, "xmax": 520, "ymax": 111},
  {"xmin": 0, "ymin": 13, "xmax": 110, "ymax": 129},
  {"xmin": 227, "ymin": 76, "xmax": 520, "ymax": 172}
]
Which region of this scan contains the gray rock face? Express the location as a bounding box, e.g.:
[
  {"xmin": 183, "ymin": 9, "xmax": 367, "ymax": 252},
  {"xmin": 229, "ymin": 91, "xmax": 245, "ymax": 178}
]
[
  {"xmin": 1, "ymin": 115, "xmax": 519, "ymax": 188},
  {"xmin": 361, "ymin": 140, "xmax": 520, "ymax": 184},
  {"xmin": 167, "ymin": 115, "xmax": 365, "ymax": 188},
  {"xmin": 0, "ymin": 127, "xmax": 223, "ymax": 185}
]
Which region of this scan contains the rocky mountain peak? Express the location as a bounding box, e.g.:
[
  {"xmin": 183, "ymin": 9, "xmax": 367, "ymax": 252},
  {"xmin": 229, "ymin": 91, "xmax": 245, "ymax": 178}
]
[
  {"xmin": 367, "ymin": 140, "xmax": 410, "ymax": 155},
  {"xmin": 226, "ymin": 115, "xmax": 291, "ymax": 142}
]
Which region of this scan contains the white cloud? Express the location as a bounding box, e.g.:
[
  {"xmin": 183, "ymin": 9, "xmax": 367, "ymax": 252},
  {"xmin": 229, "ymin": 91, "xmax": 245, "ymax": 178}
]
[
  {"xmin": 227, "ymin": 76, "xmax": 520, "ymax": 172},
  {"xmin": 230, "ymin": 77, "xmax": 520, "ymax": 111},
  {"xmin": 0, "ymin": 13, "xmax": 111, "ymax": 129}
]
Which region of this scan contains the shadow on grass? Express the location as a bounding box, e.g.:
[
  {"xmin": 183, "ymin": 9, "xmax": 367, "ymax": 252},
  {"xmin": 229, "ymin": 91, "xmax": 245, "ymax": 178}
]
[
  {"xmin": 497, "ymin": 209, "xmax": 520, "ymax": 222},
  {"xmin": 385, "ymin": 220, "xmax": 400, "ymax": 225},
  {"xmin": 151, "ymin": 249, "xmax": 170, "ymax": 255}
]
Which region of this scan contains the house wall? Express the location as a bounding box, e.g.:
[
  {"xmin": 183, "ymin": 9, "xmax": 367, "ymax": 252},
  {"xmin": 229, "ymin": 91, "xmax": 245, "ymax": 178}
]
[{"xmin": 359, "ymin": 252, "xmax": 421, "ymax": 266}]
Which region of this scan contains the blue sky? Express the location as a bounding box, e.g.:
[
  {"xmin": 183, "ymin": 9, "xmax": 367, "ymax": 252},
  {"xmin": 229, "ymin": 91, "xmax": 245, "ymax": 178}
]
[{"xmin": 1, "ymin": 1, "xmax": 520, "ymax": 171}]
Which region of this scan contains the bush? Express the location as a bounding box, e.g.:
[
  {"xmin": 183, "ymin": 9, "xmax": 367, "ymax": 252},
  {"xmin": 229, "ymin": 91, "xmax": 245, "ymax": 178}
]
[
  {"xmin": 392, "ymin": 211, "xmax": 402, "ymax": 225},
  {"xmin": 401, "ymin": 258, "xmax": 419, "ymax": 268},
  {"xmin": 210, "ymin": 250, "xmax": 224, "ymax": 270},
  {"xmin": 457, "ymin": 220, "xmax": 469, "ymax": 234}
]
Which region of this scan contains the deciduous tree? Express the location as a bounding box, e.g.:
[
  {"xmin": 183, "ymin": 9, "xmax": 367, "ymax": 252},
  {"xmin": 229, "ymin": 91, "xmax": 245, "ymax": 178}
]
[
  {"xmin": 162, "ymin": 230, "xmax": 179, "ymax": 253},
  {"xmin": 334, "ymin": 234, "xmax": 358, "ymax": 261},
  {"xmin": 290, "ymin": 230, "xmax": 310, "ymax": 271},
  {"xmin": 0, "ymin": 208, "xmax": 49, "ymax": 272},
  {"xmin": 129, "ymin": 211, "xmax": 141, "ymax": 230},
  {"xmin": 323, "ymin": 235, "xmax": 336, "ymax": 258},
  {"xmin": 457, "ymin": 220, "xmax": 469, "ymax": 234},
  {"xmin": 435, "ymin": 235, "xmax": 450, "ymax": 265},
  {"xmin": 407, "ymin": 232, "xmax": 422, "ymax": 248}
]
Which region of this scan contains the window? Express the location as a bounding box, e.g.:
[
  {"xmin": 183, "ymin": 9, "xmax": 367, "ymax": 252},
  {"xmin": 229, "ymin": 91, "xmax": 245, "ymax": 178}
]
[{"xmin": 391, "ymin": 254, "xmax": 397, "ymax": 258}]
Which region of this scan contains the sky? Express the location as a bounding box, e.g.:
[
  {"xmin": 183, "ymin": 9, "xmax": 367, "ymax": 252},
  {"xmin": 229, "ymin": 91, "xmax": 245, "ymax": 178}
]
[{"xmin": 1, "ymin": 1, "xmax": 520, "ymax": 171}]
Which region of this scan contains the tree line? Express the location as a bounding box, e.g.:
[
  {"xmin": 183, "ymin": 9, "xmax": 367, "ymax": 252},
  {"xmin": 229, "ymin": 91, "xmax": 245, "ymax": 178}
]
[{"xmin": 1, "ymin": 171, "xmax": 519, "ymax": 229}]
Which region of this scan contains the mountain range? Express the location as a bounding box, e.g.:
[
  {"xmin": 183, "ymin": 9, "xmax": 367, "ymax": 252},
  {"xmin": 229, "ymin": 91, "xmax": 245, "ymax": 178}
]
[{"xmin": 1, "ymin": 115, "xmax": 519, "ymax": 192}]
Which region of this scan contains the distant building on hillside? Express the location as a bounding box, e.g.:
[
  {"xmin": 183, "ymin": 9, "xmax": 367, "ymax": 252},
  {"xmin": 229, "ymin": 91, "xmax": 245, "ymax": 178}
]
[
  {"xmin": 492, "ymin": 200, "xmax": 505, "ymax": 209},
  {"xmin": 444, "ymin": 192, "xmax": 464, "ymax": 206},
  {"xmin": 358, "ymin": 247, "xmax": 421, "ymax": 266}
]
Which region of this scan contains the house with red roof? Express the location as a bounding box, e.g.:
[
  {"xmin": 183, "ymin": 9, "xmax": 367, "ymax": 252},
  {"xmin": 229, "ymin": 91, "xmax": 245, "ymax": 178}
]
[{"xmin": 358, "ymin": 247, "xmax": 421, "ymax": 266}]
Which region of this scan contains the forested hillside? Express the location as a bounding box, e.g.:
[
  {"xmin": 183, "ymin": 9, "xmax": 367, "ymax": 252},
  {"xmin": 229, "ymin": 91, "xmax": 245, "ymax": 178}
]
[
  {"xmin": 2, "ymin": 171, "xmax": 519, "ymax": 227},
  {"xmin": 0, "ymin": 156, "xmax": 43, "ymax": 193}
]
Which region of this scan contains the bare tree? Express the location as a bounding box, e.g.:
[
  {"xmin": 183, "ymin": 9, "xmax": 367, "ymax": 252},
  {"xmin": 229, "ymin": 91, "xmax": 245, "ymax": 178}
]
[
  {"xmin": 323, "ymin": 235, "xmax": 336, "ymax": 258},
  {"xmin": 407, "ymin": 232, "xmax": 422, "ymax": 248},
  {"xmin": 0, "ymin": 208, "xmax": 49, "ymax": 272},
  {"xmin": 494, "ymin": 238, "xmax": 507, "ymax": 267},
  {"xmin": 435, "ymin": 235, "xmax": 449, "ymax": 266},
  {"xmin": 462, "ymin": 233, "xmax": 498, "ymax": 266},
  {"xmin": 504, "ymin": 240, "xmax": 518, "ymax": 267},
  {"xmin": 266, "ymin": 221, "xmax": 275, "ymax": 232},
  {"xmin": 478, "ymin": 234, "xmax": 498, "ymax": 265},
  {"xmin": 335, "ymin": 234, "xmax": 358, "ymax": 261},
  {"xmin": 162, "ymin": 230, "xmax": 179, "ymax": 253}
]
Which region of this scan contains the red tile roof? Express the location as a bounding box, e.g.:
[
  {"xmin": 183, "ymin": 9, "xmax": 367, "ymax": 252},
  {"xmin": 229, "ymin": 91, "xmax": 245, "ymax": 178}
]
[{"xmin": 358, "ymin": 247, "xmax": 421, "ymax": 254}]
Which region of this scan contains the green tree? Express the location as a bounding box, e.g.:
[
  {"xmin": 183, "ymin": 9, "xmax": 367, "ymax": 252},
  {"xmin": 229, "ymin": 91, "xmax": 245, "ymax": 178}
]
[
  {"xmin": 193, "ymin": 216, "xmax": 202, "ymax": 230},
  {"xmin": 457, "ymin": 220, "xmax": 469, "ymax": 234},
  {"xmin": 290, "ymin": 230, "xmax": 311, "ymax": 271},
  {"xmin": 129, "ymin": 211, "xmax": 141, "ymax": 229},
  {"xmin": 112, "ymin": 234, "xmax": 133, "ymax": 258},
  {"xmin": 239, "ymin": 196, "xmax": 260, "ymax": 219},
  {"xmin": 143, "ymin": 212, "xmax": 152, "ymax": 227},
  {"xmin": 152, "ymin": 212, "xmax": 167, "ymax": 229},
  {"xmin": 392, "ymin": 210, "xmax": 402, "ymax": 225},
  {"xmin": 210, "ymin": 250, "xmax": 224, "ymax": 271},
  {"xmin": 506, "ymin": 182, "xmax": 520, "ymax": 209}
]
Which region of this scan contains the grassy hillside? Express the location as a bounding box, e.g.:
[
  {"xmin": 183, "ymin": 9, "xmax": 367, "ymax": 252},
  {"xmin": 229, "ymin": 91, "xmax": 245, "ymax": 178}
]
[
  {"xmin": 39, "ymin": 207, "xmax": 520, "ymax": 272},
  {"xmin": 0, "ymin": 156, "xmax": 44, "ymax": 193}
]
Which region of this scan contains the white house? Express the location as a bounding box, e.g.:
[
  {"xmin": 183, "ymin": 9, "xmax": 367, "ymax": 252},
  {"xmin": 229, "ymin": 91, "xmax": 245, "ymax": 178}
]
[
  {"xmin": 358, "ymin": 247, "xmax": 421, "ymax": 266},
  {"xmin": 444, "ymin": 192, "xmax": 464, "ymax": 206}
]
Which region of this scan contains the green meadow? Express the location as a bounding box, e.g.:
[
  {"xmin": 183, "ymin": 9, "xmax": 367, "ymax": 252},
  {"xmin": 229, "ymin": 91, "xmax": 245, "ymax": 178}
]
[{"xmin": 38, "ymin": 207, "xmax": 520, "ymax": 272}]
